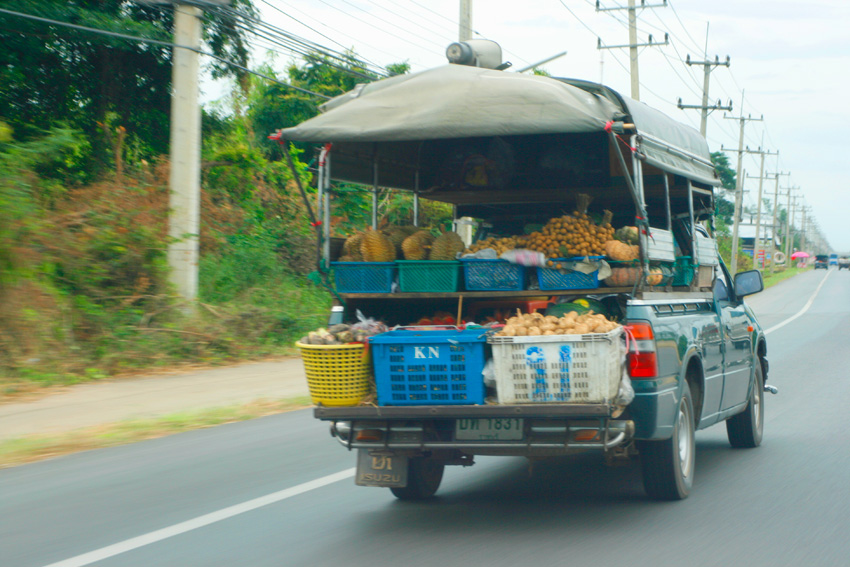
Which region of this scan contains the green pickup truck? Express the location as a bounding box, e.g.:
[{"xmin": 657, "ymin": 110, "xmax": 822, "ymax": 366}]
[{"xmin": 275, "ymin": 42, "xmax": 774, "ymax": 501}]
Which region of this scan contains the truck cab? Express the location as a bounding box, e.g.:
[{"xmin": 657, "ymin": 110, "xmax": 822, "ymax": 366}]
[{"xmin": 274, "ymin": 51, "xmax": 770, "ymax": 501}]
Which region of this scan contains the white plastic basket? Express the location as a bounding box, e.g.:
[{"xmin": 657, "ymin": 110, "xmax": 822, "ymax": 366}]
[{"xmin": 488, "ymin": 327, "xmax": 625, "ymax": 404}]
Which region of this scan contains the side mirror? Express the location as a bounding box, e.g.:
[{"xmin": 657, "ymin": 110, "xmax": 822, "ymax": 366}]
[{"xmin": 735, "ymin": 270, "xmax": 764, "ymax": 297}]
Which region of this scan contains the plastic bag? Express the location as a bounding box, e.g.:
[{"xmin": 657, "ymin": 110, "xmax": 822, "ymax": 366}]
[
  {"xmin": 482, "ymin": 358, "xmax": 496, "ymax": 388},
  {"xmin": 615, "ymin": 333, "xmax": 635, "ymax": 406},
  {"xmin": 500, "ymin": 248, "xmax": 547, "ymax": 267},
  {"xmin": 461, "ymin": 248, "xmax": 499, "ymax": 260},
  {"xmin": 616, "ymin": 368, "xmax": 635, "ymax": 406},
  {"xmin": 351, "ymin": 309, "xmax": 388, "ymax": 341}
]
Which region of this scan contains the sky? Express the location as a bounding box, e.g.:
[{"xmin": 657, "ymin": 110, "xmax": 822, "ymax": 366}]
[{"xmin": 205, "ymin": 0, "xmax": 850, "ymax": 252}]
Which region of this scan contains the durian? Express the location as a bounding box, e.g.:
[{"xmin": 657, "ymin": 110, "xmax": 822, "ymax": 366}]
[
  {"xmin": 360, "ymin": 228, "xmax": 397, "ymax": 262},
  {"xmin": 383, "ymin": 226, "xmax": 413, "ymax": 255},
  {"xmin": 401, "ymin": 230, "xmax": 434, "ymax": 260},
  {"xmin": 342, "ymin": 232, "xmax": 364, "ymax": 261},
  {"xmin": 429, "ymin": 231, "xmax": 464, "ymax": 261}
]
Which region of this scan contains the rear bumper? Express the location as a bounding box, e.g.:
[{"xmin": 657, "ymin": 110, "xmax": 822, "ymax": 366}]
[{"xmin": 315, "ymin": 405, "xmax": 634, "ymax": 454}]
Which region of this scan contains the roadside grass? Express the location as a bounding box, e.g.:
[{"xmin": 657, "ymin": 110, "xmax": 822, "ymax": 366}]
[
  {"xmin": 762, "ymin": 266, "xmax": 809, "ymax": 289},
  {"xmin": 0, "ymin": 396, "xmax": 312, "ymax": 469}
]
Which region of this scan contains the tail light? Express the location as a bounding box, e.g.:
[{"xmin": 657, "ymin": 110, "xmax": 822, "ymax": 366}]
[{"xmin": 625, "ymin": 322, "xmax": 658, "ymax": 379}]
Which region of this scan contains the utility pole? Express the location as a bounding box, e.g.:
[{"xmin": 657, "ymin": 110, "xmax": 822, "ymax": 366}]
[
  {"xmin": 800, "ymin": 207, "xmax": 809, "ymax": 253},
  {"xmin": 596, "ymin": 0, "xmax": 668, "ymax": 101},
  {"xmin": 784, "ymin": 188, "xmax": 797, "ymax": 263},
  {"xmin": 167, "ymin": 2, "xmax": 203, "ymax": 305},
  {"xmin": 745, "ymin": 148, "xmax": 779, "ymax": 270},
  {"xmin": 768, "ymin": 172, "xmax": 790, "ymax": 273},
  {"xmin": 722, "ymin": 97, "xmax": 763, "ymax": 274},
  {"xmin": 459, "ymin": 0, "xmax": 472, "ymax": 41},
  {"xmin": 676, "ymin": 24, "xmax": 731, "ymax": 137}
]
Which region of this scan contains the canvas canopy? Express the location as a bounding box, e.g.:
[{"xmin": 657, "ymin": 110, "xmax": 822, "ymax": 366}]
[{"xmin": 276, "ymin": 64, "xmax": 719, "ymax": 187}]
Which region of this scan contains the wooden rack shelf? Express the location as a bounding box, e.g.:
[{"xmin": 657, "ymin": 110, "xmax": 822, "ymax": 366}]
[{"xmin": 340, "ymin": 288, "xmax": 635, "ymax": 300}]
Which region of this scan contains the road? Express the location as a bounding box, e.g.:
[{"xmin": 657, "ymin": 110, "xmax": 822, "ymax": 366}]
[{"xmin": 2, "ymin": 269, "xmax": 848, "ymax": 567}]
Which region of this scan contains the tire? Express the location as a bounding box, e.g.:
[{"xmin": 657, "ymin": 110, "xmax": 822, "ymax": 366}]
[
  {"xmin": 638, "ymin": 382, "xmax": 696, "ymax": 501},
  {"xmin": 726, "ymin": 360, "xmax": 764, "ymax": 448},
  {"xmin": 390, "ymin": 457, "xmax": 444, "ymax": 500}
]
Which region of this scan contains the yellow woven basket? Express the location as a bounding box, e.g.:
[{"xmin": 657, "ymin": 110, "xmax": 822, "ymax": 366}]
[{"xmin": 295, "ymin": 341, "xmax": 372, "ymax": 406}]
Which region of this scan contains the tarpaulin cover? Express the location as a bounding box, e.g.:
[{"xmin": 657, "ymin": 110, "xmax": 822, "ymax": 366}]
[{"xmin": 276, "ymin": 64, "xmax": 718, "ymax": 186}]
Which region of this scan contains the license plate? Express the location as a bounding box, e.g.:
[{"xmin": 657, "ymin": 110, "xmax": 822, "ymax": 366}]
[
  {"xmin": 355, "ymin": 450, "xmax": 408, "ymax": 487},
  {"xmin": 455, "ymin": 418, "xmax": 524, "ymax": 440}
]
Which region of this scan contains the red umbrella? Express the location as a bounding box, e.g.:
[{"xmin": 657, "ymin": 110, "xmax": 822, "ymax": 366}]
[{"xmin": 790, "ymin": 251, "xmax": 809, "ymax": 259}]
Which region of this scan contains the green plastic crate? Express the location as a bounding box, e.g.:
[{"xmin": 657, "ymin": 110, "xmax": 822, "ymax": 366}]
[
  {"xmin": 397, "ymin": 261, "xmax": 461, "ymax": 292},
  {"xmin": 672, "ymin": 256, "xmax": 695, "ymax": 286}
]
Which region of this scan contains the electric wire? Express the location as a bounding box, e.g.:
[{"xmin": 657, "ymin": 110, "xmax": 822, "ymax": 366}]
[
  {"xmin": 390, "ymin": 0, "xmax": 459, "ymax": 37},
  {"xmin": 208, "ymin": 3, "xmax": 389, "ymax": 78},
  {"xmin": 272, "ymin": 0, "xmax": 415, "ymax": 67},
  {"xmin": 363, "ymin": 0, "xmax": 456, "ymax": 44},
  {"xmin": 258, "ymin": 0, "xmax": 361, "ymax": 58},
  {"xmin": 314, "ymin": 0, "xmax": 446, "ymax": 52},
  {"xmin": 0, "ymin": 6, "xmax": 330, "ymax": 99}
]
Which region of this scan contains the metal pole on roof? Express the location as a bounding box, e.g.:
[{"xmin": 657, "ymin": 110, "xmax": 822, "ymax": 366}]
[{"xmin": 459, "ymin": 0, "xmax": 472, "ymax": 42}]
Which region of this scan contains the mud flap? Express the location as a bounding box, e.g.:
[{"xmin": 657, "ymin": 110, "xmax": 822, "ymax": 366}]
[{"xmin": 355, "ymin": 449, "xmax": 409, "ymax": 487}]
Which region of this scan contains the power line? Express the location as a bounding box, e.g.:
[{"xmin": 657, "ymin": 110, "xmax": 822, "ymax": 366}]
[
  {"xmin": 364, "ymin": 0, "xmax": 456, "ymax": 43},
  {"xmin": 666, "ymin": 0, "xmax": 704, "ymax": 54},
  {"xmin": 314, "ymin": 0, "xmax": 446, "ymax": 52},
  {"xmin": 209, "ymin": 3, "xmax": 389, "ymax": 78},
  {"xmin": 0, "ymin": 6, "xmax": 330, "ymax": 99},
  {"xmin": 559, "ymin": 0, "xmax": 600, "ymax": 40},
  {"xmin": 259, "ymin": 0, "xmax": 357, "ymax": 57},
  {"xmin": 408, "ymin": 0, "xmax": 458, "ymax": 27},
  {"xmin": 272, "ymin": 0, "xmax": 417, "ymax": 67}
]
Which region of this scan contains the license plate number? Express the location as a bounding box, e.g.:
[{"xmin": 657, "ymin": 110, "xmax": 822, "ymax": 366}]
[
  {"xmin": 455, "ymin": 418, "xmax": 524, "ymax": 440},
  {"xmin": 355, "ymin": 450, "xmax": 408, "ymax": 487}
]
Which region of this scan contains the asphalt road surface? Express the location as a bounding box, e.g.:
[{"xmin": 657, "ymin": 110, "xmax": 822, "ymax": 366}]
[{"xmin": 3, "ymin": 268, "xmax": 848, "ymax": 567}]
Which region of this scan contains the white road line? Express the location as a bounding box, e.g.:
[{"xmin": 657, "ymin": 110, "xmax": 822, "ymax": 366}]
[
  {"xmin": 764, "ymin": 270, "xmax": 832, "ymax": 335},
  {"xmin": 43, "ymin": 468, "xmax": 355, "ymax": 567}
]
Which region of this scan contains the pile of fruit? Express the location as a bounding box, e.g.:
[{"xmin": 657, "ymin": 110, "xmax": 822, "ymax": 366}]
[
  {"xmin": 338, "ymin": 226, "xmax": 465, "ymax": 262},
  {"xmin": 493, "ymin": 309, "xmax": 620, "ymax": 337},
  {"xmin": 464, "ymin": 235, "xmax": 529, "ymax": 255},
  {"xmin": 411, "ymin": 311, "xmax": 463, "ymax": 326},
  {"xmin": 299, "ymin": 321, "xmax": 388, "ymax": 345},
  {"xmin": 523, "ymin": 211, "xmax": 615, "ymax": 258}
]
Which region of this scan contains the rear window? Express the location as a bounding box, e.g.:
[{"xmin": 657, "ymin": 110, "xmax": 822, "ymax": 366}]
[{"xmin": 816, "ymin": 255, "xmax": 829, "ymax": 261}]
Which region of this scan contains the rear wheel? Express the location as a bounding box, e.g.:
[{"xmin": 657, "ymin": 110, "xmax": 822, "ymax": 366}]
[
  {"xmin": 726, "ymin": 361, "xmax": 764, "ymax": 448},
  {"xmin": 390, "ymin": 457, "xmax": 444, "ymax": 500},
  {"xmin": 638, "ymin": 382, "xmax": 696, "ymax": 501}
]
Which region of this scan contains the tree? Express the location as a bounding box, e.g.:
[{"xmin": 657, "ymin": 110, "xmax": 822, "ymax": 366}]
[
  {"xmin": 0, "ymin": 0, "xmax": 255, "ymax": 174},
  {"xmin": 247, "ymin": 51, "xmax": 393, "ymax": 157},
  {"xmin": 710, "ymin": 151, "xmax": 736, "ymax": 191}
]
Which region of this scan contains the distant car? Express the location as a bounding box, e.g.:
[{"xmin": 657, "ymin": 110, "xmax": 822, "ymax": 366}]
[
  {"xmin": 839, "ymin": 257, "xmax": 850, "ymax": 270},
  {"xmin": 814, "ymin": 254, "xmax": 829, "ymax": 269},
  {"xmin": 829, "ymin": 253, "xmax": 838, "ymax": 266}
]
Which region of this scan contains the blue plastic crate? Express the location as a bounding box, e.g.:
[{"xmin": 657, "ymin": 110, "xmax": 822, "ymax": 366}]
[
  {"xmin": 461, "ymin": 259, "xmax": 525, "ymax": 291},
  {"xmin": 536, "ymin": 257, "xmax": 602, "ymax": 290},
  {"xmin": 331, "ymin": 262, "xmax": 395, "ymax": 293},
  {"xmin": 370, "ymin": 329, "xmax": 487, "ymax": 405}
]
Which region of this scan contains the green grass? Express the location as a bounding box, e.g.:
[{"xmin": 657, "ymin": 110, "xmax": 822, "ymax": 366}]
[
  {"xmin": 0, "ymin": 396, "xmax": 312, "ymax": 469},
  {"xmin": 761, "ymin": 265, "xmax": 809, "ymax": 289}
]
